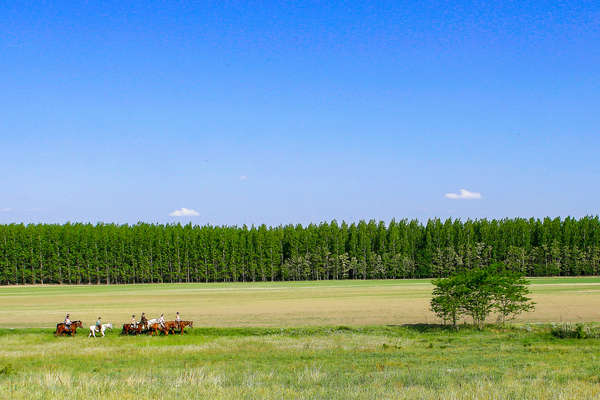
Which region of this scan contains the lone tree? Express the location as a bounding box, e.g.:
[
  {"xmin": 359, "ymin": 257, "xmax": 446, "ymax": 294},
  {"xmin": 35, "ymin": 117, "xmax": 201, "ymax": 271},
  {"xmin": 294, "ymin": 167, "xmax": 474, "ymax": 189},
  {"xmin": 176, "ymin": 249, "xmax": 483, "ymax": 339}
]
[{"xmin": 430, "ymin": 264, "xmax": 535, "ymax": 329}]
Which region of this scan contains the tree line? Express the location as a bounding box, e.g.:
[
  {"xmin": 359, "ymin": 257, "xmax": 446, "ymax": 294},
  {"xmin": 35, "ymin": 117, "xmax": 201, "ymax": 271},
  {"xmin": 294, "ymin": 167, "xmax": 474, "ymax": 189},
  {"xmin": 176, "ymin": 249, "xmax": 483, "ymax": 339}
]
[{"xmin": 1, "ymin": 217, "xmax": 600, "ymax": 285}]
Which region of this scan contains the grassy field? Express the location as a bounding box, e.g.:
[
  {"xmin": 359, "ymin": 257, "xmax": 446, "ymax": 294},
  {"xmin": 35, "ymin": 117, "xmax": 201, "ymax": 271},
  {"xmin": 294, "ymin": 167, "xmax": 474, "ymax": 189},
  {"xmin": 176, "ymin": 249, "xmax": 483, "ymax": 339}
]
[
  {"xmin": 1, "ymin": 325, "xmax": 600, "ymax": 399},
  {"xmin": 0, "ymin": 277, "xmax": 599, "ymax": 328},
  {"xmin": 1, "ymin": 277, "xmax": 600, "ymax": 399}
]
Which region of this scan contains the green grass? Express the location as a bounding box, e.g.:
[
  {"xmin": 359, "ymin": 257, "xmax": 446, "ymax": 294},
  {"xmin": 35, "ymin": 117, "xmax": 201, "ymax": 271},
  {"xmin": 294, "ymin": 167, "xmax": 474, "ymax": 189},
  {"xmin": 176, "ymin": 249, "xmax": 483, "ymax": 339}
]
[{"xmin": 1, "ymin": 325, "xmax": 600, "ymax": 399}]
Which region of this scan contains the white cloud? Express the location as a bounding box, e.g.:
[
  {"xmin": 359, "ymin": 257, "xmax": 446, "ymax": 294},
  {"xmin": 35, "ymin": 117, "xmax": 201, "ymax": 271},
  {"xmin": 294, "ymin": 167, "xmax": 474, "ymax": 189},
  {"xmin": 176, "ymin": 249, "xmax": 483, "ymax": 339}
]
[
  {"xmin": 239, "ymin": 175, "xmax": 248, "ymax": 181},
  {"xmin": 0, "ymin": 208, "xmax": 11, "ymax": 212},
  {"xmin": 444, "ymin": 189, "xmax": 482, "ymax": 200},
  {"xmin": 169, "ymin": 207, "xmax": 200, "ymax": 217}
]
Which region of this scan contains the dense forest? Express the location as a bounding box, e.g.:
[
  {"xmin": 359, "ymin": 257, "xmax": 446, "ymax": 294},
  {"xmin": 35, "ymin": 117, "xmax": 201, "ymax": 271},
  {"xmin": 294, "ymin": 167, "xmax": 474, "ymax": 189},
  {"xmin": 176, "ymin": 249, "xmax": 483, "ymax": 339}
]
[{"xmin": 1, "ymin": 217, "xmax": 600, "ymax": 285}]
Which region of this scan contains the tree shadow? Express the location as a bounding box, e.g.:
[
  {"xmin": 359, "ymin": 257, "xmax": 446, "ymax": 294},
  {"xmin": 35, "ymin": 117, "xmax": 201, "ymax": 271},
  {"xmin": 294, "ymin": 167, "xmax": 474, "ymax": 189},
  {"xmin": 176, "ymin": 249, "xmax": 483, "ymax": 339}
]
[{"xmin": 386, "ymin": 323, "xmax": 455, "ymax": 333}]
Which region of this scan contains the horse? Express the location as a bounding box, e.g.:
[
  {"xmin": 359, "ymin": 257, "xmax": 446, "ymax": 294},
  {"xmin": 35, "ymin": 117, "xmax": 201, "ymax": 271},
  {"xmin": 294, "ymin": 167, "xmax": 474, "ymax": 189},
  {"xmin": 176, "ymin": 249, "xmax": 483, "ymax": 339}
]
[
  {"xmin": 146, "ymin": 318, "xmax": 158, "ymax": 328},
  {"xmin": 145, "ymin": 320, "xmax": 193, "ymax": 335},
  {"xmin": 121, "ymin": 323, "xmax": 144, "ymax": 335},
  {"xmin": 89, "ymin": 323, "xmax": 112, "ymax": 337},
  {"xmin": 164, "ymin": 321, "xmax": 179, "ymax": 334},
  {"xmin": 55, "ymin": 320, "xmax": 83, "ymax": 336},
  {"xmin": 147, "ymin": 322, "xmax": 169, "ymax": 336},
  {"xmin": 167, "ymin": 320, "xmax": 193, "ymax": 335},
  {"xmin": 179, "ymin": 320, "xmax": 193, "ymax": 333}
]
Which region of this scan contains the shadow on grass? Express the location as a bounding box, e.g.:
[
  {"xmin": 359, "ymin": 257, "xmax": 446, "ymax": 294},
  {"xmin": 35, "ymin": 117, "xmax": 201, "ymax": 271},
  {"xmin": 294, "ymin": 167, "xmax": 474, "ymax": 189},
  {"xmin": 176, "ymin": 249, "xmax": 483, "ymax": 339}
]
[{"xmin": 391, "ymin": 323, "xmax": 458, "ymax": 333}]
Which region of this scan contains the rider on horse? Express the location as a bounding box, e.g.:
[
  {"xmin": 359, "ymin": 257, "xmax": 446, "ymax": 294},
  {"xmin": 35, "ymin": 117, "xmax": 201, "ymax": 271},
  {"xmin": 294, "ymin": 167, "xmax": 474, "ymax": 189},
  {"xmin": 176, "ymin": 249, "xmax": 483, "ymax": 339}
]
[
  {"xmin": 176, "ymin": 312, "xmax": 181, "ymax": 329},
  {"xmin": 95, "ymin": 317, "xmax": 102, "ymax": 333},
  {"xmin": 140, "ymin": 312, "xmax": 147, "ymax": 329},
  {"xmin": 158, "ymin": 313, "xmax": 165, "ymax": 329},
  {"xmin": 130, "ymin": 314, "xmax": 137, "ymax": 329},
  {"xmin": 64, "ymin": 314, "xmax": 72, "ymax": 332}
]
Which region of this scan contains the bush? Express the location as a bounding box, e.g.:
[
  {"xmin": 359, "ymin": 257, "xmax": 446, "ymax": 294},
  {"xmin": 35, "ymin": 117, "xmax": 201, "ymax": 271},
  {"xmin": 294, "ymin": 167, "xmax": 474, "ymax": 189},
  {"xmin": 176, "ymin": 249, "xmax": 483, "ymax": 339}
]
[
  {"xmin": 550, "ymin": 323, "xmax": 600, "ymax": 339},
  {"xmin": 0, "ymin": 363, "xmax": 16, "ymax": 376}
]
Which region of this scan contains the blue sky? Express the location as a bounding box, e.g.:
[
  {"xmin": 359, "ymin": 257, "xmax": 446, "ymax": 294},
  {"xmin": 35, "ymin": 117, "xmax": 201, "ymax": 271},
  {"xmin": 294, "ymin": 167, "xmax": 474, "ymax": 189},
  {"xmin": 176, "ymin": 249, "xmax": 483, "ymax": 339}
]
[{"xmin": 1, "ymin": 1, "xmax": 599, "ymax": 225}]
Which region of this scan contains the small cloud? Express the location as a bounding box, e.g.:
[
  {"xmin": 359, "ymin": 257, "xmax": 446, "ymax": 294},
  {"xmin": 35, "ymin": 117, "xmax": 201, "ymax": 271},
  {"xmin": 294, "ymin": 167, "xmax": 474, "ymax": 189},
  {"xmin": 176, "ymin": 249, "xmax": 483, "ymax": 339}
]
[
  {"xmin": 0, "ymin": 208, "xmax": 12, "ymax": 212},
  {"xmin": 445, "ymin": 189, "xmax": 482, "ymax": 200},
  {"xmin": 239, "ymin": 175, "xmax": 248, "ymax": 181},
  {"xmin": 169, "ymin": 207, "xmax": 200, "ymax": 217}
]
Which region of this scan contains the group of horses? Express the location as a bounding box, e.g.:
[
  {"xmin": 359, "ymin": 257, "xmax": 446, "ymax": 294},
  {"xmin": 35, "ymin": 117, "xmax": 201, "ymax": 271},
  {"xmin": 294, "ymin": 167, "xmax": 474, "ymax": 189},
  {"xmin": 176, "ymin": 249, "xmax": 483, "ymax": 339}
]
[
  {"xmin": 121, "ymin": 319, "xmax": 193, "ymax": 336},
  {"xmin": 54, "ymin": 319, "xmax": 193, "ymax": 337}
]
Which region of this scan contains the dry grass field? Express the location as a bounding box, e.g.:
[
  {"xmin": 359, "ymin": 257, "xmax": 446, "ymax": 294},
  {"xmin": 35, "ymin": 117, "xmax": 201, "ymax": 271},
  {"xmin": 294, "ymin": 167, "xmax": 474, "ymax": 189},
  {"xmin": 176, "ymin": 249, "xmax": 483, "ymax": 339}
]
[{"xmin": 0, "ymin": 277, "xmax": 599, "ymax": 328}]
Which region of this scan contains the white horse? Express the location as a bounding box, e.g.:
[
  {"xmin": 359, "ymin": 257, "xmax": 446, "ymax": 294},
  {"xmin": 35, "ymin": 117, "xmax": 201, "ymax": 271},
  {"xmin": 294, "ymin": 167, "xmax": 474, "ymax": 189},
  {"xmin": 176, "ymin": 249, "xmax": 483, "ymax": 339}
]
[
  {"xmin": 146, "ymin": 318, "xmax": 158, "ymax": 327},
  {"xmin": 89, "ymin": 323, "xmax": 113, "ymax": 337}
]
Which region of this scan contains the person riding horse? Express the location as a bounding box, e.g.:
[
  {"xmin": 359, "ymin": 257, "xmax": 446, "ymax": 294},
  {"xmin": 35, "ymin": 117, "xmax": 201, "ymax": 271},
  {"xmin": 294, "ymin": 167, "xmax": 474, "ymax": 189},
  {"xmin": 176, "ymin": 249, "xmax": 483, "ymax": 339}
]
[
  {"xmin": 95, "ymin": 317, "xmax": 102, "ymax": 333},
  {"xmin": 56, "ymin": 318, "xmax": 82, "ymax": 336},
  {"xmin": 64, "ymin": 314, "xmax": 72, "ymax": 332},
  {"xmin": 130, "ymin": 314, "xmax": 137, "ymax": 329},
  {"xmin": 158, "ymin": 313, "xmax": 165, "ymax": 329},
  {"xmin": 140, "ymin": 313, "xmax": 147, "ymax": 330},
  {"xmin": 175, "ymin": 312, "xmax": 181, "ymax": 328}
]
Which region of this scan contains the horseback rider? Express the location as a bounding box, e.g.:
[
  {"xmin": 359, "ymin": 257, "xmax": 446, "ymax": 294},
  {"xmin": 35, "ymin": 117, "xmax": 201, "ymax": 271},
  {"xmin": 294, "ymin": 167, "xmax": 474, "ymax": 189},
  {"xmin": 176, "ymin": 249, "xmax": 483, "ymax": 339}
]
[
  {"xmin": 175, "ymin": 312, "xmax": 181, "ymax": 329},
  {"xmin": 130, "ymin": 314, "xmax": 137, "ymax": 329},
  {"xmin": 140, "ymin": 312, "xmax": 147, "ymax": 329},
  {"xmin": 95, "ymin": 317, "xmax": 102, "ymax": 333},
  {"xmin": 64, "ymin": 314, "xmax": 72, "ymax": 332},
  {"xmin": 158, "ymin": 313, "xmax": 165, "ymax": 329}
]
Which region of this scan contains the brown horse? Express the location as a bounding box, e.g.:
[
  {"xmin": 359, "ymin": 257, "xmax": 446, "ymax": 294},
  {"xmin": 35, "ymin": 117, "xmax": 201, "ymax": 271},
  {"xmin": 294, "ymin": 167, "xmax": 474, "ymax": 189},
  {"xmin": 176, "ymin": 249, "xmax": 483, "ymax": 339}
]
[
  {"xmin": 121, "ymin": 323, "xmax": 144, "ymax": 335},
  {"xmin": 147, "ymin": 322, "xmax": 169, "ymax": 336},
  {"xmin": 164, "ymin": 320, "xmax": 193, "ymax": 335},
  {"xmin": 164, "ymin": 321, "xmax": 178, "ymax": 334},
  {"xmin": 55, "ymin": 320, "xmax": 83, "ymax": 336},
  {"xmin": 177, "ymin": 320, "xmax": 193, "ymax": 335}
]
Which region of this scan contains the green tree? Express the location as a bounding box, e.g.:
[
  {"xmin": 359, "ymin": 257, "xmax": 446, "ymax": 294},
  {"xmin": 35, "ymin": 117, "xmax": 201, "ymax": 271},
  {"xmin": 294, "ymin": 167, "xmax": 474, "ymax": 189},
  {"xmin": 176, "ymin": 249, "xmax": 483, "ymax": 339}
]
[
  {"xmin": 460, "ymin": 267, "xmax": 498, "ymax": 329},
  {"xmin": 492, "ymin": 267, "xmax": 535, "ymax": 324},
  {"xmin": 430, "ymin": 274, "xmax": 466, "ymax": 328}
]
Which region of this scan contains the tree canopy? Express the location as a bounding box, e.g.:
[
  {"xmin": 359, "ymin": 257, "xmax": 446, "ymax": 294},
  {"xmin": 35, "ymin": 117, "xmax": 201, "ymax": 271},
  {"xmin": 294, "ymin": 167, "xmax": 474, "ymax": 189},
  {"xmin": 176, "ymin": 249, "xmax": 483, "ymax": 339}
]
[{"xmin": 0, "ymin": 216, "xmax": 599, "ymax": 285}]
